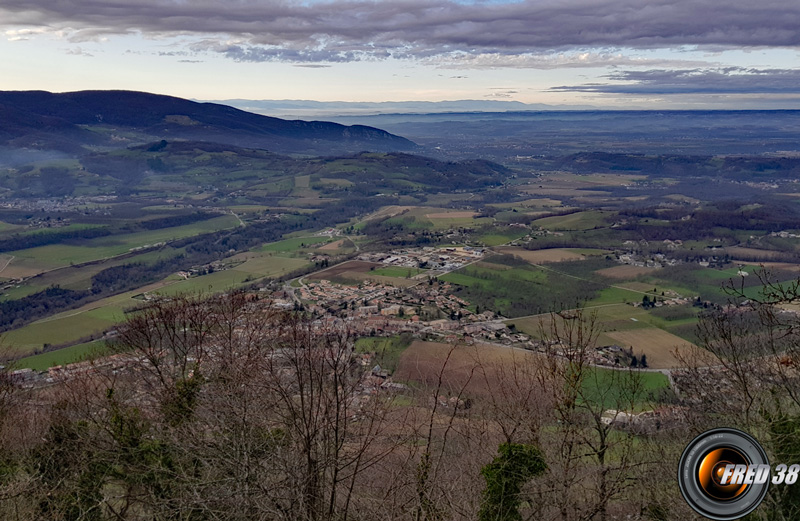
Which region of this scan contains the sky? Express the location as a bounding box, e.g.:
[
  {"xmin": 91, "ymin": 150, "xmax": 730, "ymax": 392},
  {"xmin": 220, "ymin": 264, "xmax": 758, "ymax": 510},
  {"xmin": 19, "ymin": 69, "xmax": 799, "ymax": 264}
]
[{"xmin": 2, "ymin": 0, "xmax": 800, "ymax": 109}]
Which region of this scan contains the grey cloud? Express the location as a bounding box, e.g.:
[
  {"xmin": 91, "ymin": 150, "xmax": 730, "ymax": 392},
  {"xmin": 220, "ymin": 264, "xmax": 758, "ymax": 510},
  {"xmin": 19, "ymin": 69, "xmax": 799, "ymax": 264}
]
[
  {"xmin": 551, "ymin": 68, "xmax": 800, "ymax": 94},
  {"xmin": 189, "ymin": 41, "xmax": 365, "ymax": 63},
  {"xmin": 2, "ymin": 0, "xmax": 800, "ymax": 64},
  {"xmin": 426, "ymin": 51, "xmax": 716, "ymax": 70},
  {"xmin": 64, "ymin": 46, "xmax": 92, "ymax": 56},
  {"xmin": 486, "ymin": 89, "xmax": 519, "ymax": 98}
]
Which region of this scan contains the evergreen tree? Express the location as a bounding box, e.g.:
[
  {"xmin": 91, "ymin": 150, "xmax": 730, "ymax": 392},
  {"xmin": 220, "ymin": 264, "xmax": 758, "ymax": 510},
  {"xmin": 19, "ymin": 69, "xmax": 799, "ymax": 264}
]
[{"xmin": 479, "ymin": 442, "xmax": 547, "ymax": 521}]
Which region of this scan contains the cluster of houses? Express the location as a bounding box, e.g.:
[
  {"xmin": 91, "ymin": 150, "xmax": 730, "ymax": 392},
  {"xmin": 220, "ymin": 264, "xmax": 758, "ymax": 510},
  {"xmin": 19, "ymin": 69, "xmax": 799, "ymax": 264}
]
[{"xmin": 357, "ymin": 246, "xmax": 485, "ymax": 272}]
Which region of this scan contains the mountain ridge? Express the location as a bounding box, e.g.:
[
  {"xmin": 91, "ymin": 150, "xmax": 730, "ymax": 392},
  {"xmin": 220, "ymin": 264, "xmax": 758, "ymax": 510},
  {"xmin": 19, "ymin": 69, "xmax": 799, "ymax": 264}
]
[{"xmin": 0, "ymin": 90, "xmax": 416, "ymax": 155}]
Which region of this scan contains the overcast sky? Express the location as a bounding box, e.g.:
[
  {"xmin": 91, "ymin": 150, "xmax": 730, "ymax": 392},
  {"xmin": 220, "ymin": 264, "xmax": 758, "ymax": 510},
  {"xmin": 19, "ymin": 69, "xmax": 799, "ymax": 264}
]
[{"xmin": 2, "ymin": 0, "xmax": 800, "ymax": 109}]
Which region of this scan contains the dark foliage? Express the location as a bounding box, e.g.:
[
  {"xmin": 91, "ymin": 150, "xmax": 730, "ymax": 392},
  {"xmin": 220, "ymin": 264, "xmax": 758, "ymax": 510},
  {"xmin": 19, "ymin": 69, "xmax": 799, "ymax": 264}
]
[{"xmin": 0, "ymin": 286, "xmax": 90, "ymax": 332}]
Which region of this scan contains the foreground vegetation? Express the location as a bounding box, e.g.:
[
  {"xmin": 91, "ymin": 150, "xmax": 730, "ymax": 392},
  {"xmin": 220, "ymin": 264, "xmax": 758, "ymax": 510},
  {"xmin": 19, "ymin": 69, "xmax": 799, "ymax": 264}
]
[{"xmin": 0, "ymin": 294, "xmax": 684, "ymax": 521}]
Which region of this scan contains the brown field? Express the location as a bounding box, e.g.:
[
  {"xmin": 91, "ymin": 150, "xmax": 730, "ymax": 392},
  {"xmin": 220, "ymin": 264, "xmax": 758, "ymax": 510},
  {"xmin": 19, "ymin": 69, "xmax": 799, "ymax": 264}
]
[
  {"xmin": 318, "ymin": 239, "xmax": 346, "ymax": 251},
  {"xmin": 602, "ymin": 328, "xmax": 696, "ymax": 369},
  {"xmin": 495, "ymin": 246, "xmax": 584, "ymax": 263},
  {"xmin": 518, "ymin": 198, "xmax": 563, "ymax": 207},
  {"xmin": 0, "ymin": 257, "xmax": 51, "ymax": 278},
  {"xmin": 747, "ymin": 261, "xmax": 800, "ymax": 272},
  {"xmin": 394, "ymin": 340, "xmax": 541, "ymax": 397},
  {"xmin": 425, "ymin": 211, "xmax": 478, "ymax": 219},
  {"xmin": 519, "ymin": 187, "xmax": 611, "ymax": 197},
  {"xmin": 596, "ymin": 265, "xmax": 659, "ymax": 279},
  {"xmin": 665, "ymin": 194, "xmax": 700, "ymax": 204},
  {"xmin": 363, "ymin": 205, "xmax": 415, "ymax": 221},
  {"xmin": 307, "ymin": 260, "xmax": 382, "ymax": 280},
  {"xmin": 723, "ymin": 246, "xmax": 787, "ymax": 260},
  {"xmin": 332, "ymin": 272, "xmax": 419, "ymax": 287}
]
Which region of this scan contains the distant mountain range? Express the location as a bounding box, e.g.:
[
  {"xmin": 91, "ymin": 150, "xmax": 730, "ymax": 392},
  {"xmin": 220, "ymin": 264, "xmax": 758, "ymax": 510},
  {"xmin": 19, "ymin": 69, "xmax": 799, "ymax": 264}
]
[
  {"xmin": 203, "ymin": 99, "xmax": 599, "ymax": 118},
  {"xmin": 0, "ymin": 90, "xmax": 415, "ymax": 157}
]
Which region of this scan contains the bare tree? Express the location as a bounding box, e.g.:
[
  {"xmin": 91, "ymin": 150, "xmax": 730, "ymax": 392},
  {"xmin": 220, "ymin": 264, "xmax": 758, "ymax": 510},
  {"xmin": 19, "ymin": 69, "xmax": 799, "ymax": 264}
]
[{"xmin": 532, "ymin": 309, "xmax": 656, "ymax": 521}]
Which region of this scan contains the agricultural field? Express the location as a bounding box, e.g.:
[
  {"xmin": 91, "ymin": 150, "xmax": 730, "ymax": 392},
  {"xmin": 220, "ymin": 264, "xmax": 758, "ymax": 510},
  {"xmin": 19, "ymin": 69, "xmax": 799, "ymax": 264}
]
[
  {"xmin": 354, "ymin": 334, "xmax": 414, "ymax": 374},
  {"xmin": 14, "ymin": 340, "xmax": 109, "ymax": 371},
  {"xmin": 6, "ymin": 214, "xmax": 239, "ymax": 271},
  {"xmin": 495, "ymin": 246, "xmax": 592, "ymax": 263},
  {"xmin": 258, "ymin": 235, "xmax": 335, "ymax": 254},
  {"xmin": 511, "ymin": 299, "xmax": 702, "ymax": 360},
  {"xmin": 157, "ymin": 255, "xmax": 309, "ymax": 295},
  {"xmin": 581, "ymin": 367, "xmax": 671, "ymax": 410},
  {"xmin": 371, "ymin": 266, "xmax": 428, "ymax": 278},
  {"xmin": 309, "ymin": 259, "xmax": 421, "ymax": 287},
  {"xmin": 595, "ymin": 265, "xmax": 659, "ymax": 279},
  {"xmin": 601, "ymin": 328, "xmax": 696, "ymax": 369},
  {"xmin": 393, "ymin": 339, "xmax": 670, "ymax": 409},
  {"xmin": 475, "ymin": 228, "xmax": 530, "ymax": 246},
  {"xmin": 0, "ymin": 247, "xmax": 183, "ymax": 301},
  {"xmin": 440, "ymin": 259, "xmax": 605, "ymax": 317},
  {"xmin": 2, "ymin": 251, "xmax": 308, "ymax": 356},
  {"xmin": 393, "ymin": 340, "xmax": 538, "ymax": 396},
  {"xmin": 307, "ymin": 260, "xmax": 383, "ymax": 281},
  {"xmin": 532, "ymin": 210, "xmax": 611, "ymax": 231},
  {"xmin": 2, "ymin": 278, "xmax": 179, "ymax": 355}
]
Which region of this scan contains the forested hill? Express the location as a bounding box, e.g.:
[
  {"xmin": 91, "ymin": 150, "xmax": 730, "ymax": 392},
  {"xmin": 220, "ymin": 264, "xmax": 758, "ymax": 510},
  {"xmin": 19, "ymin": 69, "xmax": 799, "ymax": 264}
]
[{"xmin": 0, "ymin": 90, "xmax": 416, "ymax": 156}]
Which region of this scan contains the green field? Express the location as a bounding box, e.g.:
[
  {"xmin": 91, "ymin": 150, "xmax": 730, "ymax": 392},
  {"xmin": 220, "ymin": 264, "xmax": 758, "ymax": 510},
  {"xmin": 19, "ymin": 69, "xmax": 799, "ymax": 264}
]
[
  {"xmin": 0, "ymin": 247, "xmax": 184, "ymax": 302},
  {"xmin": 3, "ymin": 249, "xmax": 308, "ymax": 362},
  {"xmin": 0, "ymin": 221, "xmax": 21, "ymax": 233},
  {"xmin": 477, "ymin": 228, "xmax": 530, "ymax": 246},
  {"xmin": 157, "ymin": 255, "xmax": 308, "ymax": 296},
  {"xmin": 155, "ymin": 270, "xmax": 257, "ymax": 295},
  {"xmin": 587, "ymin": 286, "xmax": 647, "ymax": 306},
  {"xmin": 355, "ymin": 334, "xmax": 413, "ymax": 374},
  {"xmin": 9, "ymin": 215, "xmax": 239, "ymax": 267},
  {"xmin": 14, "ymin": 340, "xmax": 110, "ymax": 371},
  {"xmin": 259, "ymin": 236, "xmax": 332, "ymax": 253},
  {"xmin": 581, "ymin": 367, "xmax": 671, "ymax": 410},
  {"xmin": 3, "ymin": 309, "xmax": 119, "ymax": 355},
  {"xmin": 533, "ymin": 211, "xmax": 609, "ymax": 231}
]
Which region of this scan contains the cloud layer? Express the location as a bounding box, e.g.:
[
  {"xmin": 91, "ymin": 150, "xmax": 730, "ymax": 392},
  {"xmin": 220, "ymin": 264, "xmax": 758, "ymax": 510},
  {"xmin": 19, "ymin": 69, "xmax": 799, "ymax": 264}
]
[
  {"xmin": 2, "ymin": 0, "xmax": 800, "ymax": 64},
  {"xmin": 552, "ymin": 68, "xmax": 800, "ymax": 94}
]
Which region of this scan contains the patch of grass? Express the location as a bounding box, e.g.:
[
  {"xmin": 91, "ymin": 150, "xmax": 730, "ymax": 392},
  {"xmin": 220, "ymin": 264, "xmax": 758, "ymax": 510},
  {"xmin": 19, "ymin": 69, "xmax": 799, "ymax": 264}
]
[
  {"xmin": 155, "ymin": 269, "xmax": 255, "ymax": 295},
  {"xmin": 587, "ymin": 286, "xmax": 644, "ymax": 306},
  {"xmin": 648, "ymin": 305, "xmax": 698, "ymax": 322},
  {"xmin": 14, "ymin": 340, "xmax": 109, "ymax": 371},
  {"xmin": 4, "ymin": 312, "xmax": 115, "ymax": 355},
  {"xmin": 581, "ymin": 367, "xmax": 670, "ymax": 410},
  {"xmin": 235, "ymin": 255, "xmax": 310, "ymax": 276},
  {"xmin": 0, "ymin": 221, "xmax": 22, "ymax": 234},
  {"xmin": 477, "ymin": 228, "xmax": 530, "ymax": 246},
  {"xmin": 10, "ymin": 215, "xmax": 239, "ymax": 266},
  {"xmin": 259, "ymin": 236, "xmax": 331, "ymax": 253},
  {"xmin": 533, "ymin": 211, "xmax": 609, "ymax": 231},
  {"xmin": 355, "ymin": 334, "xmax": 414, "ymax": 374}
]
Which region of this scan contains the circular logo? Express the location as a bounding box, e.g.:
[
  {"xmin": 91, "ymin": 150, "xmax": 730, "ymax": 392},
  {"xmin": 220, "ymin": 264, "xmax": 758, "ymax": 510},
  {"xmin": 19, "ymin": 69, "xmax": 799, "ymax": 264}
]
[{"xmin": 678, "ymin": 428, "xmax": 770, "ymax": 520}]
